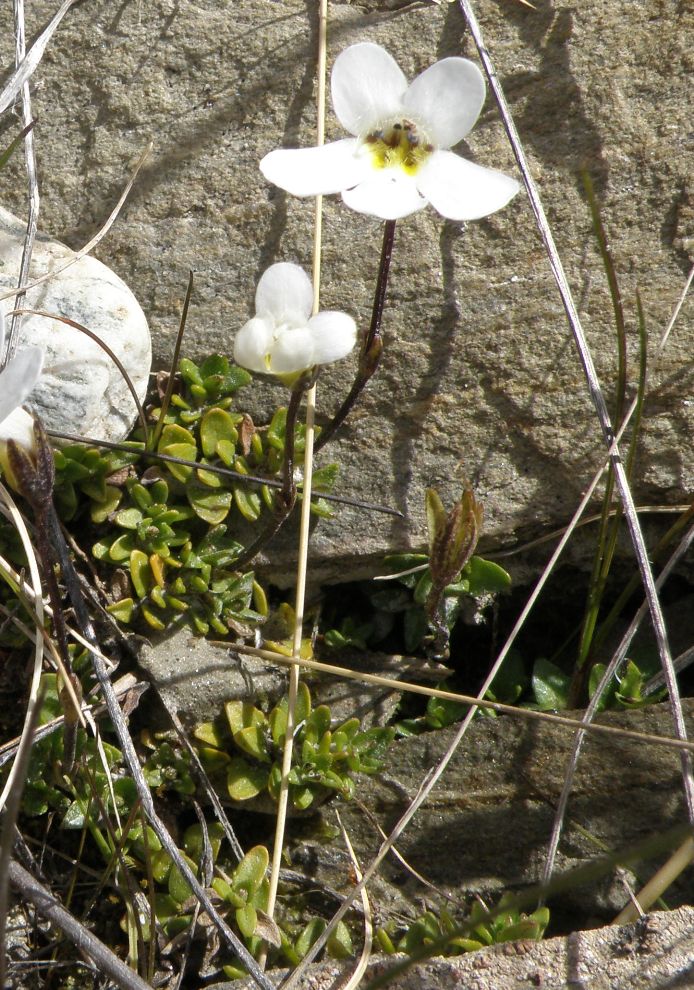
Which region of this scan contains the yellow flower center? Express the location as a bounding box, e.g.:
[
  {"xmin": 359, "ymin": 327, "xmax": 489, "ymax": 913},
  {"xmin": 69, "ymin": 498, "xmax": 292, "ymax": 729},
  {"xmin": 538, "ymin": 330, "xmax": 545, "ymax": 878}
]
[{"xmin": 364, "ymin": 119, "xmax": 434, "ymax": 176}]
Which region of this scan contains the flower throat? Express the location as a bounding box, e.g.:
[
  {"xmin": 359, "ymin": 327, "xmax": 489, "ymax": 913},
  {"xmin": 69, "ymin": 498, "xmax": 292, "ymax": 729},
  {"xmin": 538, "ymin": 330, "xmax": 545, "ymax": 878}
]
[{"xmin": 364, "ymin": 119, "xmax": 434, "ymax": 176}]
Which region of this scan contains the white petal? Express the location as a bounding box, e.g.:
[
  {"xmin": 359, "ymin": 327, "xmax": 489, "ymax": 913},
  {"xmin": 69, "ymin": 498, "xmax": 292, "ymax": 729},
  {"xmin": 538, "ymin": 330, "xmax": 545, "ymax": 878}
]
[
  {"xmin": 404, "ymin": 58, "xmax": 485, "ymax": 148},
  {"xmin": 416, "ymin": 150, "xmax": 520, "ymax": 221},
  {"xmin": 255, "ymin": 263, "xmax": 313, "ymax": 324},
  {"xmin": 233, "ymin": 316, "xmax": 275, "ymax": 373},
  {"xmin": 0, "ymin": 346, "xmax": 44, "ymax": 426},
  {"xmin": 331, "ymin": 43, "xmax": 407, "ymax": 136},
  {"xmin": 307, "ymin": 312, "xmax": 357, "ymax": 365},
  {"xmin": 269, "ymin": 328, "xmax": 315, "ymax": 374},
  {"xmin": 0, "ymin": 309, "xmax": 5, "ymax": 356},
  {"xmin": 260, "ymin": 139, "xmax": 369, "ymax": 197},
  {"xmin": 0, "ymin": 406, "xmax": 35, "ymax": 449},
  {"xmin": 342, "ymin": 171, "xmax": 427, "ymax": 220}
]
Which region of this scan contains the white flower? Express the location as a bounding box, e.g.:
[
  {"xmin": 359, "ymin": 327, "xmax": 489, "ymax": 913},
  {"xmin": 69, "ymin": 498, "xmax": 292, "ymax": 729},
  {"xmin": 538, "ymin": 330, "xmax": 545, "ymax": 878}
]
[
  {"xmin": 0, "ymin": 309, "xmax": 44, "ymax": 450},
  {"xmin": 233, "ymin": 263, "xmax": 357, "ymax": 376},
  {"xmin": 260, "ymin": 43, "xmax": 520, "ymax": 222}
]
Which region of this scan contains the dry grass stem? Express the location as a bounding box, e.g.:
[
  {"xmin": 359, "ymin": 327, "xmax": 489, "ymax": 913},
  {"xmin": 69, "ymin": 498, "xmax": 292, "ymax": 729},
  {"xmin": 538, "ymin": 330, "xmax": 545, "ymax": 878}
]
[
  {"xmin": 265, "ymin": 0, "xmax": 328, "ymax": 947},
  {"xmin": 335, "ymin": 810, "xmax": 373, "ymax": 990},
  {"xmin": 0, "ymin": 481, "xmax": 43, "ymax": 812},
  {"xmin": 458, "ymin": 0, "xmax": 693, "ymax": 819}
]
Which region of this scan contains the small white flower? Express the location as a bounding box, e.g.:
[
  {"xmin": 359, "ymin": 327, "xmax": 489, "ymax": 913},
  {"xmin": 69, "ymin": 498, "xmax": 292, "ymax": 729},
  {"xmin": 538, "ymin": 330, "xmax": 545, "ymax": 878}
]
[
  {"xmin": 260, "ymin": 43, "xmax": 520, "ymax": 222},
  {"xmin": 0, "ymin": 309, "xmax": 44, "ymax": 450},
  {"xmin": 233, "ymin": 263, "xmax": 357, "ymax": 376}
]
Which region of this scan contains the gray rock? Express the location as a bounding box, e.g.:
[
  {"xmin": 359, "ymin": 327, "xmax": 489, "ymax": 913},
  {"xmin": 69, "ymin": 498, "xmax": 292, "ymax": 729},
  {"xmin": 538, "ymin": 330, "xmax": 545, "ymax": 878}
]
[
  {"xmin": 0, "ymin": 1, "xmax": 691, "ymax": 581},
  {"xmin": 136, "ymin": 625, "xmax": 447, "ymax": 730},
  {"xmin": 230, "ymin": 906, "xmax": 694, "ymax": 990},
  {"xmin": 0, "ymin": 205, "xmax": 151, "ymax": 442},
  {"xmin": 289, "ymin": 700, "xmax": 694, "ymax": 922}
]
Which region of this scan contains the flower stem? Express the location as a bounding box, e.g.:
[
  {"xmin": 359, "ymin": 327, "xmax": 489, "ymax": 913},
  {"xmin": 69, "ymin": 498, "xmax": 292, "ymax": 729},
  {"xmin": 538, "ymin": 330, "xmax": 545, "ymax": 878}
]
[
  {"xmin": 314, "ymin": 218, "xmax": 396, "ymax": 452},
  {"xmin": 230, "ymin": 383, "xmax": 308, "ymax": 572}
]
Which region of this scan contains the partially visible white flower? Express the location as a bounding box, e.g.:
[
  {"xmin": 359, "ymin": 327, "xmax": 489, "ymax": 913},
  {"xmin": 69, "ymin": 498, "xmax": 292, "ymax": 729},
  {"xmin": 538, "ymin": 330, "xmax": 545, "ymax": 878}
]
[
  {"xmin": 0, "ymin": 309, "xmax": 44, "ymax": 451},
  {"xmin": 233, "ymin": 263, "xmax": 357, "ymax": 376},
  {"xmin": 261, "ymin": 43, "xmax": 520, "ymax": 222}
]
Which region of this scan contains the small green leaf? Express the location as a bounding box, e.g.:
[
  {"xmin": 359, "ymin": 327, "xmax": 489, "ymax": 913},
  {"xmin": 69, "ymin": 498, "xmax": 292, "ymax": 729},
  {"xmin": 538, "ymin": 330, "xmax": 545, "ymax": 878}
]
[
  {"xmin": 234, "ymin": 725, "xmax": 271, "ymax": 762},
  {"xmin": 236, "ymin": 903, "xmax": 258, "ymax": 938},
  {"xmin": 295, "ymin": 919, "xmax": 326, "ymax": 959},
  {"xmin": 108, "ymin": 533, "xmax": 136, "ymax": 562},
  {"xmin": 233, "ymin": 845, "xmax": 269, "ymax": 895},
  {"xmin": 200, "ymin": 408, "xmax": 238, "ymax": 458},
  {"xmin": 107, "ymin": 598, "xmax": 134, "ymax": 623},
  {"xmin": 227, "ymin": 758, "xmax": 268, "ymax": 801},
  {"xmin": 463, "ymin": 556, "xmax": 512, "ymax": 595},
  {"xmin": 188, "ymin": 485, "xmax": 233, "ymax": 524},
  {"xmin": 129, "ymin": 550, "xmax": 152, "ymax": 599},
  {"xmin": 532, "ymin": 657, "xmax": 570, "ymax": 711}
]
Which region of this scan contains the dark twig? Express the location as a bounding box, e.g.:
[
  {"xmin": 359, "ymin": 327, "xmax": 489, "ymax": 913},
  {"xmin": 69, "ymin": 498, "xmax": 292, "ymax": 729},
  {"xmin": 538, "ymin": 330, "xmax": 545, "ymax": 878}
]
[
  {"xmin": 225, "ymin": 380, "xmax": 312, "ymax": 572},
  {"xmin": 0, "ymin": 682, "xmax": 44, "ymax": 987},
  {"xmin": 314, "ymin": 219, "xmax": 396, "ymax": 452},
  {"xmin": 150, "ymin": 270, "xmax": 195, "ymax": 450},
  {"xmin": 8, "ymin": 422, "xmax": 82, "ymax": 772},
  {"xmin": 17, "ymin": 422, "xmax": 274, "ymax": 989},
  {"xmin": 8, "ymin": 860, "xmax": 153, "ymax": 990},
  {"xmin": 45, "ymin": 429, "xmax": 403, "ymax": 518}
]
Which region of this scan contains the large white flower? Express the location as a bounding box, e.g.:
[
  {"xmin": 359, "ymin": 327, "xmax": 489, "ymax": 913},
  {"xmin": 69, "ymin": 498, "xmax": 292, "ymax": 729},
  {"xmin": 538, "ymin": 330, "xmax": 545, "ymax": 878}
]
[
  {"xmin": 0, "ymin": 309, "xmax": 44, "ymax": 451},
  {"xmin": 260, "ymin": 43, "xmax": 520, "ymax": 222},
  {"xmin": 233, "ymin": 263, "xmax": 357, "ymax": 376}
]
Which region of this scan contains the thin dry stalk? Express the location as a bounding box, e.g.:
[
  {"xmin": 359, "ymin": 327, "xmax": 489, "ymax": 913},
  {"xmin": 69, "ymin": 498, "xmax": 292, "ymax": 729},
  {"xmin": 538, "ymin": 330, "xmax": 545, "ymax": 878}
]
[
  {"xmin": 457, "ymin": 0, "xmax": 694, "ymax": 818},
  {"xmin": 0, "ymin": 481, "xmax": 43, "ymax": 813},
  {"xmin": 264, "ymin": 0, "xmax": 328, "ymax": 944},
  {"xmin": 541, "ymin": 265, "xmax": 694, "ymax": 891},
  {"xmin": 8, "ymin": 860, "xmax": 153, "ymax": 990},
  {"xmin": 614, "ymin": 834, "xmax": 694, "ymax": 924},
  {"xmin": 335, "ymin": 811, "xmax": 372, "ymax": 990},
  {"xmin": 5, "ymin": 0, "xmax": 39, "ymax": 362},
  {"xmin": 0, "ymin": 0, "xmax": 76, "ymax": 114},
  {"xmin": 272, "ymin": 400, "xmax": 642, "ymax": 986}
]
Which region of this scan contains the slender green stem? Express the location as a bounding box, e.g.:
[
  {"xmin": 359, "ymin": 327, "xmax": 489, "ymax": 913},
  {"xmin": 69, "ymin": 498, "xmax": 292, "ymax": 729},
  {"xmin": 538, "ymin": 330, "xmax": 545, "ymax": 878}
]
[{"xmin": 314, "ymin": 219, "xmax": 396, "ymax": 452}]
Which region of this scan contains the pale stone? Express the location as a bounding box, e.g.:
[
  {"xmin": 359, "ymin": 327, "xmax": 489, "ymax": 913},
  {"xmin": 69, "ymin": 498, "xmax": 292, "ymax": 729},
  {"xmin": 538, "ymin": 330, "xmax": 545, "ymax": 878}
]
[{"xmin": 0, "ymin": 205, "xmax": 151, "ymax": 442}]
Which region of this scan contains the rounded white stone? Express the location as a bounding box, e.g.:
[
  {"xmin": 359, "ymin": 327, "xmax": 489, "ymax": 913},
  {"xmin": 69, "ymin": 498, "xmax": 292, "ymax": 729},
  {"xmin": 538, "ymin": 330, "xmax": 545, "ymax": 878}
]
[{"xmin": 0, "ymin": 205, "xmax": 151, "ymax": 443}]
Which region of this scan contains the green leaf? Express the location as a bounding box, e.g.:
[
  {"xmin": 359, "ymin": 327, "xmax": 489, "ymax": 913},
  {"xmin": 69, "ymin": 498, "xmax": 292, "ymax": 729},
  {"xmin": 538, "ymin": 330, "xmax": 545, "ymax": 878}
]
[
  {"xmin": 532, "ymin": 657, "xmax": 570, "ymax": 711},
  {"xmin": 183, "ymin": 822, "xmax": 225, "ymax": 864},
  {"xmin": 187, "ymin": 485, "xmax": 233, "ymax": 524},
  {"xmin": 233, "ymin": 484, "xmax": 262, "ymax": 522},
  {"xmin": 236, "ymin": 903, "xmax": 258, "ymax": 939},
  {"xmin": 129, "ymin": 550, "xmax": 152, "ymax": 599},
  {"xmin": 234, "ymin": 725, "xmax": 271, "ymax": 762},
  {"xmin": 233, "ymin": 845, "xmax": 269, "ymax": 895},
  {"xmin": 327, "ymin": 921, "xmax": 354, "ymax": 959},
  {"xmin": 107, "ymin": 598, "xmax": 134, "ymax": 623},
  {"xmin": 90, "ymin": 485, "xmax": 122, "ymax": 523},
  {"xmin": 227, "ymin": 758, "xmax": 268, "ymax": 801},
  {"xmin": 225, "ymin": 700, "xmax": 267, "ymax": 736},
  {"xmin": 295, "ymin": 918, "xmax": 327, "ymax": 959},
  {"xmin": 425, "ymin": 488, "xmax": 447, "ymax": 551},
  {"xmin": 115, "ymin": 507, "xmax": 143, "ymax": 530},
  {"xmin": 463, "ymin": 556, "xmax": 512, "ymax": 595},
  {"xmin": 200, "ymin": 408, "xmax": 238, "ymax": 458},
  {"xmin": 168, "ymin": 852, "xmax": 198, "ymax": 904},
  {"xmin": 108, "ymin": 533, "xmax": 136, "ymax": 562}
]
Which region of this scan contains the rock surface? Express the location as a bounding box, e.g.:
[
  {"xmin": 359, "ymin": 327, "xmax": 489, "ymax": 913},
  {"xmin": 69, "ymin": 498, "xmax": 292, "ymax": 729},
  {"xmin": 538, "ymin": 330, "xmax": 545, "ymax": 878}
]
[
  {"xmin": 0, "ymin": 1, "xmax": 691, "ymax": 581},
  {"xmin": 286, "ymin": 700, "xmax": 694, "ymax": 923},
  {"xmin": 0, "ymin": 206, "xmax": 151, "ymax": 442},
  {"xmin": 230, "ymin": 906, "xmax": 694, "ymax": 990}
]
